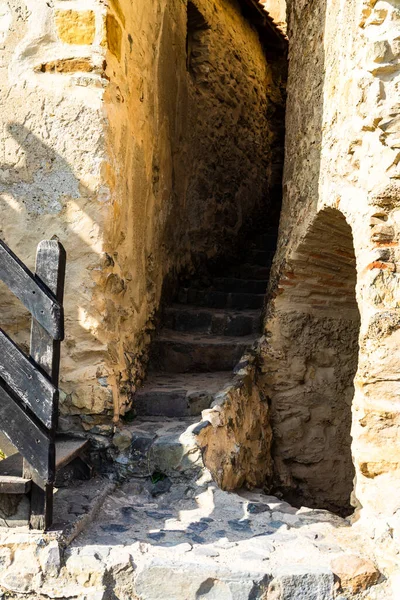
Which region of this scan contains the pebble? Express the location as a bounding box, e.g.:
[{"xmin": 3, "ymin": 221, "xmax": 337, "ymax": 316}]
[
  {"xmin": 247, "ymin": 502, "xmax": 270, "ymax": 515},
  {"xmin": 145, "ymin": 511, "xmax": 174, "ymax": 520},
  {"xmin": 189, "ymin": 534, "xmax": 206, "ymax": 544},
  {"xmin": 228, "ymin": 519, "xmax": 252, "ymax": 532},
  {"xmin": 150, "ymin": 479, "xmax": 172, "ymax": 497},
  {"xmin": 187, "ymin": 522, "xmax": 209, "ymax": 533},
  {"xmin": 147, "ymin": 532, "xmax": 166, "ymax": 541},
  {"xmin": 100, "ymin": 524, "xmax": 129, "ymax": 533},
  {"xmin": 270, "ymin": 520, "xmax": 289, "ymax": 530}
]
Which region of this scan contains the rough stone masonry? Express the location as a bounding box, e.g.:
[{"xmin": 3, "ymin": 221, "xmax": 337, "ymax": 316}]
[
  {"xmin": 0, "ymin": 0, "xmax": 399, "ymax": 598},
  {"xmin": 258, "ymin": 0, "xmax": 400, "ymax": 570},
  {"xmin": 0, "ymin": 0, "xmax": 285, "ymax": 439}
]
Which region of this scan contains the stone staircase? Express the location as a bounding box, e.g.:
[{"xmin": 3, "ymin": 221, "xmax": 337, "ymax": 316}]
[{"xmin": 117, "ymin": 231, "xmax": 277, "ymax": 481}]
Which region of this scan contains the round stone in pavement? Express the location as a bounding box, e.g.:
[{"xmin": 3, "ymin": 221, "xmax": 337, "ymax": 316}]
[
  {"xmin": 147, "ymin": 532, "xmax": 166, "ymax": 541},
  {"xmin": 189, "ymin": 534, "xmax": 206, "ymax": 544},
  {"xmin": 228, "ymin": 519, "xmax": 252, "ymax": 532},
  {"xmin": 187, "ymin": 521, "xmax": 209, "ymax": 533},
  {"xmin": 145, "ymin": 511, "xmax": 174, "ymax": 520},
  {"xmin": 101, "ymin": 524, "xmax": 130, "ymax": 533},
  {"xmin": 120, "ymin": 506, "xmax": 139, "ymax": 522},
  {"xmin": 247, "ymin": 502, "xmax": 270, "ymax": 514}
]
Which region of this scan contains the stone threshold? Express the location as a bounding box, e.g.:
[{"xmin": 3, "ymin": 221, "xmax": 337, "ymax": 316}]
[{"xmin": 0, "ymin": 473, "xmax": 395, "ymax": 599}]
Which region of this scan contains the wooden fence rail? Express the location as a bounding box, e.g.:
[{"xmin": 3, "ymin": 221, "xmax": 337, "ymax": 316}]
[{"xmin": 0, "ymin": 239, "xmax": 65, "ymax": 529}]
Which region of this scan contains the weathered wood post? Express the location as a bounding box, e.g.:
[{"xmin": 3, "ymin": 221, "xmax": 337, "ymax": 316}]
[{"xmin": 23, "ymin": 240, "xmax": 66, "ymax": 530}]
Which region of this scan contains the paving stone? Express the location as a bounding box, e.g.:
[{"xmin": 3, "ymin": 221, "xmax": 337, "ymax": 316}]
[
  {"xmin": 100, "ymin": 523, "xmax": 129, "ymax": 533},
  {"xmin": 147, "ymin": 532, "xmax": 166, "ymax": 541},
  {"xmin": 228, "ymin": 518, "xmax": 252, "ymax": 532},
  {"xmin": 247, "ymin": 502, "xmax": 270, "ymax": 514},
  {"xmin": 134, "ymin": 559, "xmax": 270, "ymax": 600},
  {"xmin": 0, "ymin": 478, "xmax": 390, "ymax": 600},
  {"xmin": 330, "ymin": 554, "xmax": 381, "ymax": 594},
  {"xmin": 188, "ymin": 521, "xmax": 209, "ymax": 533},
  {"xmin": 145, "ymin": 510, "xmax": 174, "ymax": 520},
  {"xmin": 120, "ymin": 506, "xmax": 138, "ymax": 521},
  {"xmin": 113, "ymin": 429, "xmax": 132, "ymax": 451},
  {"xmin": 193, "ymin": 545, "xmax": 220, "ymax": 557},
  {"xmin": 241, "ymin": 550, "xmax": 269, "ymax": 561},
  {"xmin": 150, "ymin": 478, "xmax": 173, "ymax": 496},
  {"xmin": 189, "ymin": 533, "xmax": 206, "ymax": 543},
  {"xmin": 270, "ymin": 520, "xmax": 289, "ymax": 530},
  {"xmin": 267, "ymin": 566, "xmax": 334, "ymax": 600},
  {"xmin": 39, "ymin": 541, "xmax": 61, "ymax": 577},
  {"xmin": 69, "ymin": 503, "xmax": 89, "ymax": 515},
  {"xmin": 0, "ymin": 547, "xmax": 42, "ymax": 594}
]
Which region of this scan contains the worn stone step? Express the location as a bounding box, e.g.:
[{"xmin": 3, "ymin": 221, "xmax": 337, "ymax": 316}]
[
  {"xmin": 212, "ymin": 277, "xmax": 268, "ymax": 294},
  {"xmin": 164, "ymin": 305, "xmax": 261, "ymax": 336},
  {"xmin": 135, "ymin": 372, "xmax": 231, "ymax": 417},
  {"xmin": 227, "ymin": 263, "xmax": 271, "ymax": 280},
  {"xmin": 114, "ymin": 417, "xmax": 203, "ymax": 479},
  {"xmin": 177, "ymin": 288, "xmax": 264, "ymax": 309},
  {"xmin": 150, "ymin": 330, "xmax": 258, "ymax": 373}
]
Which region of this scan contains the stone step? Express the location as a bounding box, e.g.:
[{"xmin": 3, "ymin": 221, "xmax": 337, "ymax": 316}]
[
  {"xmin": 226, "ymin": 263, "xmax": 271, "ymax": 280},
  {"xmin": 164, "ymin": 305, "xmax": 261, "ymax": 336},
  {"xmin": 177, "ymin": 288, "xmax": 264, "ymax": 309},
  {"xmin": 150, "ymin": 330, "xmax": 257, "ymax": 373},
  {"xmin": 211, "ymin": 277, "xmax": 268, "ymax": 294},
  {"xmin": 135, "ymin": 371, "xmax": 231, "ymax": 417},
  {"xmin": 114, "ymin": 417, "xmax": 203, "ymax": 479}
]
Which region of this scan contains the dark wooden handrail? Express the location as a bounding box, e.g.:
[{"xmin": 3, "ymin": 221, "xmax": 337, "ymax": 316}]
[
  {"xmin": 0, "ymin": 240, "xmax": 63, "ymax": 340},
  {"xmin": 0, "ymin": 238, "xmax": 66, "ymax": 529},
  {"xmin": 0, "ymin": 329, "xmax": 57, "ymax": 430}
]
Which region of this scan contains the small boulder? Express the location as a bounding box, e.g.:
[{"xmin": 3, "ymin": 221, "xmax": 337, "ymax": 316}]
[
  {"xmin": 39, "ymin": 541, "xmax": 61, "ymax": 578},
  {"xmin": 113, "ymin": 429, "xmax": 132, "ymax": 452},
  {"xmin": 330, "ymin": 554, "xmax": 380, "ymax": 593}
]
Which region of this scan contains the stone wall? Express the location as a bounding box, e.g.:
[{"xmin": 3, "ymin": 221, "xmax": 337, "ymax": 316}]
[
  {"xmin": 198, "ymin": 348, "xmax": 273, "ymax": 490},
  {"xmin": 0, "ymin": 0, "xmax": 285, "ymax": 443},
  {"xmin": 261, "ymin": 0, "xmax": 400, "ymax": 536},
  {"xmin": 260, "ymin": 208, "xmax": 360, "ymax": 515},
  {"xmin": 0, "ymin": 0, "xmax": 114, "ymax": 442}
]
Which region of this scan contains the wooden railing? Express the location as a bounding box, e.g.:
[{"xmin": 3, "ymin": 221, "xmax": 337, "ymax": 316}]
[{"xmin": 0, "ymin": 239, "xmax": 65, "ymax": 529}]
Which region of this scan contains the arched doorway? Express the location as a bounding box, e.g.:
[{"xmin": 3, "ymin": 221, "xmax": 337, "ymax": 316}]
[{"xmin": 263, "ymin": 208, "xmax": 359, "ymax": 516}]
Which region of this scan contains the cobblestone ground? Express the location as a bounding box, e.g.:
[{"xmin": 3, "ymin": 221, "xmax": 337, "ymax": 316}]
[{"xmin": 1, "ymin": 474, "xmax": 395, "ymax": 600}]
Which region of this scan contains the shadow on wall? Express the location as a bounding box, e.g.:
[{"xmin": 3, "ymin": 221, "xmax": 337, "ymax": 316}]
[
  {"xmin": 261, "ymin": 0, "xmax": 360, "ymax": 517},
  {"xmin": 0, "ymin": 122, "xmax": 115, "ymax": 432}
]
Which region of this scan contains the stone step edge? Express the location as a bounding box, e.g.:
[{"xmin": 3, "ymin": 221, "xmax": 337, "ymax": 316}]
[
  {"xmin": 134, "ymin": 372, "xmax": 233, "ymax": 418},
  {"xmin": 155, "ymin": 330, "xmax": 259, "ymax": 345},
  {"xmin": 113, "ymin": 339, "xmax": 262, "ymax": 482},
  {"xmin": 112, "ymin": 418, "xmax": 208, "ymax": 480},
  {"xmin": 192, "ymin": 347, "xmax": 258, "ymax": 435}
]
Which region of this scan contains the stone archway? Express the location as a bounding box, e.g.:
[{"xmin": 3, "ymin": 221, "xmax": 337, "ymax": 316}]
[{"xmin": 262, "ymin": 207, "xmax": 360, "ymax": 516}]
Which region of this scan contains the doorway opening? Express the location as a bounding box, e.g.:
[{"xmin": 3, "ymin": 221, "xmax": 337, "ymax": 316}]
[{"xmin": 266, "ymin": 208, "xmax": 359, "ymax": 516}]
